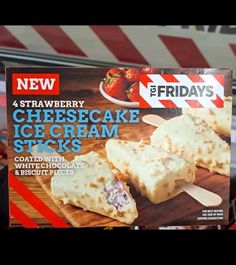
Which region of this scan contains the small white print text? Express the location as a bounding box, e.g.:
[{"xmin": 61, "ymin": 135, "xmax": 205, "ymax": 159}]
[
  {"xmin": 14, "ymin": 156, "xmax": 88, "ymax": 176},
  {"xmin": 12, "ymin": 100, "xmax": 85, "ymax": 108},
  {"xmin": 197, "ymin": 209, "xmax": 224, "ymax": 221}
]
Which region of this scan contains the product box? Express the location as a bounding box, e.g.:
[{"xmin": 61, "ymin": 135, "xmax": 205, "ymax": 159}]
[{"xmin": 6, "ymin": 67, "xmax": 232, "ymax": 228}]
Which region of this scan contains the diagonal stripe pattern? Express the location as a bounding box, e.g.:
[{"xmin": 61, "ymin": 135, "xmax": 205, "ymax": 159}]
[
  {"xmin": 33, "ymin": 26, "xmax": 87, "ymax": 57},
  {"xmin": 10, "ymin": 201, "xmax": 40, "ymax": 228},
  {"xmin": 9, "ymin": 172, "xmax": 70, "ymax": 228},
  {"xmin": 158, "ymin": 35, "xmax": 210, "ymax": 68},
  {"xmin": 139, "ymin": 74, "xmax": 224, "ymax": 108},
  {"xmin": 0, "ymin": 26, "xmax": 26, "ymax": 49},
  {"xmin": 90, "ymin": 26, "xmax": 148, "ymax": 65}
]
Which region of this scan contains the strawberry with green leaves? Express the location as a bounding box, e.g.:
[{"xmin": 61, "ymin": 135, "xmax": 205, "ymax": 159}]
[
  {"xmin": 106, "ymin": 68, "xmax": 126, "ymax": 78},
  {"xmin": 103, "ymin": 74, "xmax": 128, "ymax": 101}
]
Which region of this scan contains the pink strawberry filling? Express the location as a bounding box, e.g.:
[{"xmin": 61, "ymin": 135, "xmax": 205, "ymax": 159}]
[{"xmin": 106, "ymin": 181, "xmax": 130, "ymax": 211}]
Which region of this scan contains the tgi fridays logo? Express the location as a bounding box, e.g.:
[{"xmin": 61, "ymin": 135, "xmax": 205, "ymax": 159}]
[{"xmin": 139, "ymin": 74, "xmax": 224, "ymax": 108}]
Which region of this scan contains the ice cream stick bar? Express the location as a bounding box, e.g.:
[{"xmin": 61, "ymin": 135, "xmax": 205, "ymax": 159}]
[
  {"xmin": 106, "ymin": 139, "xmax": 222, "ymax": 207},
  {"xmin": 106, "ymin": 139, "xmax": 196, "ymax": 204},
  {"xmin": 31, "ymin": 145, "xmax": 138, "ymax": 224},
  {"xmin": 144, "ymin": 114, "xmax": 230, "ymax": 176}
]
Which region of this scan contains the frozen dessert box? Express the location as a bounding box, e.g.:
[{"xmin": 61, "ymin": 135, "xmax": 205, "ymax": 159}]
[{"xmin": 5, "ymin": 67, "xmax": 232, "ymax": 228}]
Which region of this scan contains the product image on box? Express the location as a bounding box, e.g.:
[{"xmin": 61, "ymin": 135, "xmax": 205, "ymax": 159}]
[{"xmin": 6, "ymin": 67, "xmax": 232, "ymax": 228}]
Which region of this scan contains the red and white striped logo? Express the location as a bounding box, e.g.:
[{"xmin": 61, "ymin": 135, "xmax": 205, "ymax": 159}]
[{"xmin": 139, "ymin": 74, "xmax": 224, "ymax": 108}]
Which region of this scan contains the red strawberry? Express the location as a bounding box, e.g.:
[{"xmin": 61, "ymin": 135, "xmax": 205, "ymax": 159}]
[
  {"xmin": 127, "ymin": 82, "xmax": 139, "ymax": 102},
  {"xmin": 103, "ymin": 76, "xmax": 128, "ymax": 101},
  {"xmin": 125, "ymin": 68, "xmax": 140, "ymax": 83},
  {"xmin": 106, "ymin": 68, "xmax": 126, "ymax": 78}
]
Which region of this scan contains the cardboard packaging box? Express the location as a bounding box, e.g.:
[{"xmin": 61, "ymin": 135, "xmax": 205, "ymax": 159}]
[{"xmin": 5, "ymin": 67, "xmax": 232, "ymax": 228}]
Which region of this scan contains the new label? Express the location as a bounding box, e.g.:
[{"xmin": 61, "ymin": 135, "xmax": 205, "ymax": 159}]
[{"xmin": 12, "ymin": 73, "xmax": 60, "ymax": 95}]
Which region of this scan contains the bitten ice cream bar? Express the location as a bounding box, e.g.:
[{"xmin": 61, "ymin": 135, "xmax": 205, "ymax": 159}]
[
  {"xmin": 51, "ymin": 151, "xmax": 138, "ymax": 224},
  {"xmin": 105, "ymin": 139, "xmax": 195, "ymax": 204},
  {"xmin": 150, "ymin": 114, "xmax": 230, "ymax": 176}
]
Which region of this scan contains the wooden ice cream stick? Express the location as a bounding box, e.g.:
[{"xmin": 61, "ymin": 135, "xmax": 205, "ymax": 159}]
[
  {"xmin": 175, "ymin": 180, "xmax": 222, "ymax": 207},
  {"xmin": 142, "ymin": 114, "xmax": 166, "ymax": 127},
  {"xmin": 142, "ymin": 114, "xmax": 223, "ymax": 207}
]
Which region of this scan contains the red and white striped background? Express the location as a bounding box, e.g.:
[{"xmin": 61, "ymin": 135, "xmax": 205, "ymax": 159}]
[{"xmin": 0, "ymin": 26, "xmax": 236, "ymax": 76}]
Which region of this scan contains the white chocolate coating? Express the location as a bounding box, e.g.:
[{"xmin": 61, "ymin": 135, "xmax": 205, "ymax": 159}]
[
  {"xmin": 51, "ymin": 151, "xmax": 138, "ymax": 224},
  {"xmin": 105, "ymin": 139, "xmax": 195, "ymax": 204},
  {"xmin": 151, "ymin": 114, "xmax": 230, "ymax": 176},
  {"xmin": 183, "ymin": 96, "xmax": 232, "ymax": 137}
]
